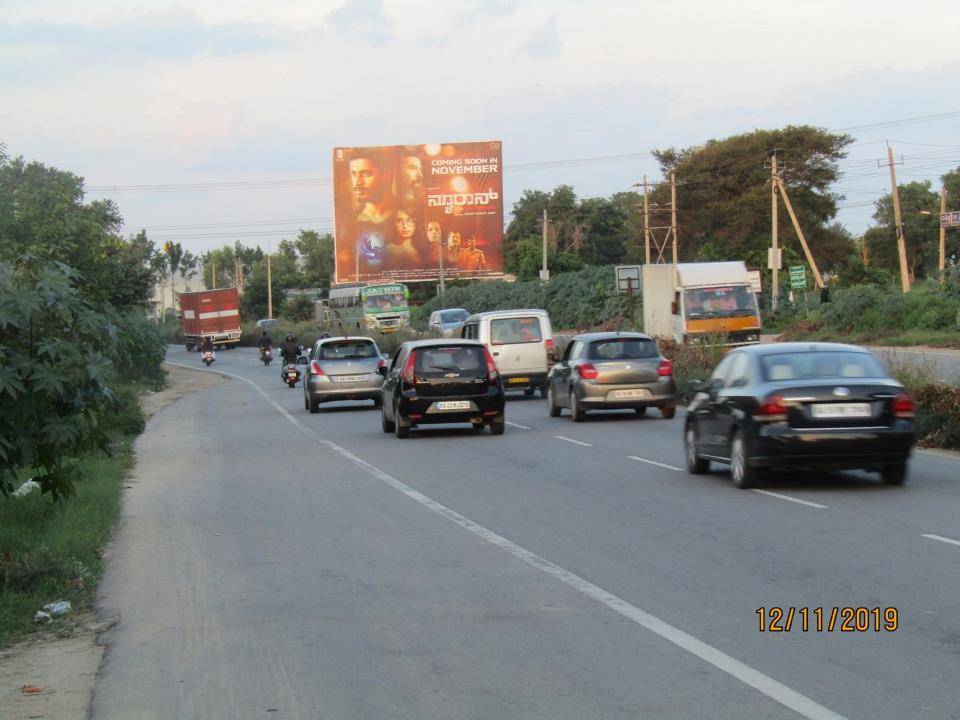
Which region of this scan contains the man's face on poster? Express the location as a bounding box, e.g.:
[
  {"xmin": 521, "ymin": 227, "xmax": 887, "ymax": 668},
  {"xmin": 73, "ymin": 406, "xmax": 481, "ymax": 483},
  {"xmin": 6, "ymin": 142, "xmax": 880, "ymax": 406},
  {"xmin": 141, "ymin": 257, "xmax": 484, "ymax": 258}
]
[
  {"xmin": 426, "ymin": 221, "xmax": 441, "ymax": 244},
  {"xmin": 448, "ymin": 232, "xmax": 461, "ymax": 249},
  {"xmin": 350, "ymin": 158, "xmax": 382, "ymax": 202},
  {"xmin": 399, "ymin": 156, "xmax": 423, "ymax": 194},
  {"xmin": 466, "ymin": 236, "xmax": 477, "ymax": 249}
]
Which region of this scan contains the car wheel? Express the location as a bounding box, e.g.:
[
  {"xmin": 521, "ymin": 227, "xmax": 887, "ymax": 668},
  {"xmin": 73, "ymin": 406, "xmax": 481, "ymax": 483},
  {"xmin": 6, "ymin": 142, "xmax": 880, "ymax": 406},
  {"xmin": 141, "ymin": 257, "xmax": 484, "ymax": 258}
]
[
  {"xmin": 880, "ymin": 462, "xmax": 907, "ymax": 485},
  {"xmin": 570, "ymin": 392, "xmax": 586, "ymax": 422},
  {"xmin": 373, "ymin": 396, "xmax": 383, "ymax": 409},
  {"xmin": 308, "ymin": 396, "xmax": 320, "ymax": 414},
  {"xmin": 381, "ymin": 402, "xmax": 395, "ymax": 433},
  {"xmin": 524, "ymin": 388, "xmax": 535, "ymax": 397},
  {"xmin": 685, "ymin": 424, "xmax": 710, "ymax": 475},
  {"xmin": 472, "ymin": 421, "xmax": 484, "ymax": 432},
  {"xmin": 490, "ymin": 416, "xmax": 505, "ymax": 435},
  {"xmin": 635, "ymin": 406, "xmax": 647, "ymax": 416},
  {"xmin": 303, "ymin": 395, "xmax": 309, "ymax": 411},
  {"xmin": 547, "ymin": 385, "xmax": 561, "ymax": 417},
  {"xmin": 730, "ymin": 431, "xmax": 757, "ymax": 489},
  {"xmin": 394, "ymin": 400, "xmax": 410, "ymax": 439},
  {"xmin": 660, "ymin": 405, "xmax": 677, "ymax": 420}
]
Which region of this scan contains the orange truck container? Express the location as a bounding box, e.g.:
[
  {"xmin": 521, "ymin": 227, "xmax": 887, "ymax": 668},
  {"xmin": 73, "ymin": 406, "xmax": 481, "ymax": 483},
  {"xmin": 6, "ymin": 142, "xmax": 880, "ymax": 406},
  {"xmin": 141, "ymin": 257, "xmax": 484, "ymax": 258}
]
[{"xmin": 178, "ymin": 288, "xmax": 242, "ymax": 350}]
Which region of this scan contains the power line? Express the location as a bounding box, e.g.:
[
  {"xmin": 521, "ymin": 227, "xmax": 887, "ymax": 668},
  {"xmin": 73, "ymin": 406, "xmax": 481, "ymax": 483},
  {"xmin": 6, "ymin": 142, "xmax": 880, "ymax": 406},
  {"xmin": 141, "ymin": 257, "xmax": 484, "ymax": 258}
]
[{"xmin": 836, "ymin": 110, "xmax": 960, "ymax": 132}]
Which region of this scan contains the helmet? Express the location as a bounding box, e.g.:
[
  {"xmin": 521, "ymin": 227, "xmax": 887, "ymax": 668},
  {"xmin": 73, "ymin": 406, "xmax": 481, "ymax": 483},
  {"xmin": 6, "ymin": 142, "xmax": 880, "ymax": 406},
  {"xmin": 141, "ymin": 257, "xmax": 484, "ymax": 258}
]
[
  {"xmin": 261, "ymin": 330, "xmax": 268, "ymax": 336},
  {"xmin": 286, "ymin": 334, "xmax": 294, "ymax": 341},
  {"xmin": 320, "ymin": 331, "xmax": 331, "ymax": 339}
]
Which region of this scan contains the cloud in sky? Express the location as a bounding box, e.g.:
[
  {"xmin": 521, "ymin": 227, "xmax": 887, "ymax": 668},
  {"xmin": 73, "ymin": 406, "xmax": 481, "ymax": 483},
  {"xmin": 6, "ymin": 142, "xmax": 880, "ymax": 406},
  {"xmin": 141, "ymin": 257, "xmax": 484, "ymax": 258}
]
[{"xmin": 1, "ymin": 0, "xmax": 958, "ymax": 249}]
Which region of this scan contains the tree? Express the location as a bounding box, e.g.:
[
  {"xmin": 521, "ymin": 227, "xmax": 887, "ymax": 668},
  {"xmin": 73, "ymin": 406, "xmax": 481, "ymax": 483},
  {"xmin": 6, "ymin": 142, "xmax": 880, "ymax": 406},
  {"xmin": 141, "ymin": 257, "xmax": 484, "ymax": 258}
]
[
  {"xmin": 651, "ymin": 126, "xmax": 854, "ymax": 270},
  {"xmin": 295, "ymin": 231, "xmax": 335, "ymax": 290},
  {"xmin": 510, "ymin": 236, "xmax": 584, "ymax": 281},
  {"xmin": 179, "ymin": 250, "xmax": 199, "ymax": 291},
  {"xmin": 0, "ymin": 155, "xmax": 158, "ymax": 309}
]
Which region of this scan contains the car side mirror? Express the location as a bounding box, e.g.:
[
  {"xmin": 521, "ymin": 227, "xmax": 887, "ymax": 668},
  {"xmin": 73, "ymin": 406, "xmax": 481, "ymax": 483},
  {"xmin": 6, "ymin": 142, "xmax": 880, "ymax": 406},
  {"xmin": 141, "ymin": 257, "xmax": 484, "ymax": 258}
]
[{"xmin": 688, "ymin": 379, "xmax": 705, "ymax": 393}]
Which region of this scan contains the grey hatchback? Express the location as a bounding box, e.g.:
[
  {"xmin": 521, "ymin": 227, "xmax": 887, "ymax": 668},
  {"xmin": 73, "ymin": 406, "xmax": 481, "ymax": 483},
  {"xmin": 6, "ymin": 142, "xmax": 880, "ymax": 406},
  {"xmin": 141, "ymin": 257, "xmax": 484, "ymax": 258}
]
[
  {"xmin": 303, "ymin": 336, "xmax": 385, "ymax": 413},
  {"xmin": 546, "ymin": 332, "xmax": 677, "ymax": 421}
]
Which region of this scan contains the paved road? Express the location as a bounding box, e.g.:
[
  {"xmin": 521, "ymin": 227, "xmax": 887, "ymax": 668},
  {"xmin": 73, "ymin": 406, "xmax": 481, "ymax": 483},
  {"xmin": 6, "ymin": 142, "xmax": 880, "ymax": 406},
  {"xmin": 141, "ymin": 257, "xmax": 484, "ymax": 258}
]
[{"xmin": 91, "ymin": 346, "xmax": 960, "ymax": 720}]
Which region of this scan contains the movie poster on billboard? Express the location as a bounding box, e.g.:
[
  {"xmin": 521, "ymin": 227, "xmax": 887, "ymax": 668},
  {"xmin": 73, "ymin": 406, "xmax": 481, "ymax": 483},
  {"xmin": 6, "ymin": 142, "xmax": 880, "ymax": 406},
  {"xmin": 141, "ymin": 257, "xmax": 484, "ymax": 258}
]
[{"xmin": 333, "ymin": 141, "xmax": 504, "ymax": 284}]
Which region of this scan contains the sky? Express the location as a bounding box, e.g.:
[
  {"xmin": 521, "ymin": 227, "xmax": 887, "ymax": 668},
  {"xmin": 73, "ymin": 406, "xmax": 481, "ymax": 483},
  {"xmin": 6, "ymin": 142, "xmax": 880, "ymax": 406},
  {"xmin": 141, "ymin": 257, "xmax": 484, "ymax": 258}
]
[{"xmin": 2, "ymin": 0, "xmax": 959, "ymax": 256}]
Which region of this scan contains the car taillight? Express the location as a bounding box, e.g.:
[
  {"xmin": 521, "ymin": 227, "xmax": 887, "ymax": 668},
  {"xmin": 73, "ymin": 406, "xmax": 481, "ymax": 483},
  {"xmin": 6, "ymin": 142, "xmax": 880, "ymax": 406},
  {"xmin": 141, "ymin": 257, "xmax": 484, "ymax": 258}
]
[
  {"xmin": 482, "ymin": 347, "xmax": 499, "ymax": 381},
  {"xmin": 893, "ymin": 393, "xmax": 914, "ymax": 419},
  {"xmin": 377, "ymin": 357, "xmax": 386, "ymax": 372},
  {"xmin": 402, "ymin": 351, "xmax": 416, "ymax": 386},
  {"xmin": 545, "ymin": 338, "xmax": 554, "ymax": 350},
  {"xmin": 658, "ymin": 359, "xmax": 673, "ymax": 377},
  {"xmin": 754, "ymin": 395, "xmax": 788, "ymax": 422},
  {"xmin": 577, "ymin": 363, "xmax": 599, "ymax": 380},
  {"xmin": 310, "ymin": 361, "xmax": 324, "ymax": 376}
]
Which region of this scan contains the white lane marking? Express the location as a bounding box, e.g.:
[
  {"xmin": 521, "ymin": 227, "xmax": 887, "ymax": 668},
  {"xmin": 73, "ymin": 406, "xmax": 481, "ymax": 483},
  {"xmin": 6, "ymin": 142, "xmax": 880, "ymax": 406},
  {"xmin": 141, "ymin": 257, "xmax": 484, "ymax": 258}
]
[
  {"xmin": 923, "ymin": 534, "xmax": 960, "ymax": 547},
  {"xmin": 750, "ymin": 490, "xmax": 827, "ymax": 509},
  {"xmin": 553, "ymin": 435, "xmax": 593, "ymax": 447},
  {"xmin": 506, "ymin": 421, "xmax": 531, "ymax": 430},
  {"xmin": 165, "ymin": 360, "xmax": 847, "ymax": 720},
  {"xmin": 627, "ymin": 455, "xmax": 683, "ymax": 472}
]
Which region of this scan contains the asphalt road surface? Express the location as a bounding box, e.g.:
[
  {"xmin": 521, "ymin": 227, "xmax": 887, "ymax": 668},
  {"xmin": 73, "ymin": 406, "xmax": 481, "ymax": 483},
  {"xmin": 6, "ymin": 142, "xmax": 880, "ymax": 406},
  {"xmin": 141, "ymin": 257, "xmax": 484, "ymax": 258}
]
[{"xmin": 90, "ymin": 346, "xmax": 960, "ymax": 720}]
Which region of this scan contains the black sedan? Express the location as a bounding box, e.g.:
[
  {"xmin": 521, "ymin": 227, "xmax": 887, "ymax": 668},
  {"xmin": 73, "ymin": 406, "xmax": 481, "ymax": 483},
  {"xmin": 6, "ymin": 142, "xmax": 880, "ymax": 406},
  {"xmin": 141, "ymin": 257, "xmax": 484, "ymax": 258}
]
[
  {"xmin": 380, "ymin": 339, "xmax": 506, "ymax": 438},
  {"xmin": 684, "ymin": 342, "xmax": 915, "ymax": 487}
]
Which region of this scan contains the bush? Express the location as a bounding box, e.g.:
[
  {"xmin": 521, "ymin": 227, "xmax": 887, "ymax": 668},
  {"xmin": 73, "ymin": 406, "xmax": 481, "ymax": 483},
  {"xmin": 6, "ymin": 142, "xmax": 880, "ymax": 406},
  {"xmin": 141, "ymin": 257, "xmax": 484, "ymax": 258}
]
[
  {"xmin": 656, "ymin": 336, "xmax": 728, "ymax": 403},
  {"xmin": 910, "ymin": 384, "xmax": 960, "ymax": 449}
]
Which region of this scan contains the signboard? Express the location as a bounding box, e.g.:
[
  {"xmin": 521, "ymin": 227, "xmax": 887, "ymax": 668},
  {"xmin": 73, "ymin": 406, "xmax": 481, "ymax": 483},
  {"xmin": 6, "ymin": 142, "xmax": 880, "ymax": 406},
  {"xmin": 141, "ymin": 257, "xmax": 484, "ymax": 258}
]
[
  {"xmin": 615, "ymin": 265, "xmax": 642, "ymax": 293},
  {"xmin": 788, "ymin": 265, "xmax": 807, "ymax": 290},
  {"xmin": 746, "ymin": 270, "xmax": 762, "ymax": 294},
  {"xmin": 333, "ymin": 141, "xmax": 504, "ymax": 284},
  {"xmin": 941, "ymin": 211, "xmax": 960, "ymax": 229},
  {"xmin": 767, "ymin": 247, "xmax": 782, "ymax": 270}
]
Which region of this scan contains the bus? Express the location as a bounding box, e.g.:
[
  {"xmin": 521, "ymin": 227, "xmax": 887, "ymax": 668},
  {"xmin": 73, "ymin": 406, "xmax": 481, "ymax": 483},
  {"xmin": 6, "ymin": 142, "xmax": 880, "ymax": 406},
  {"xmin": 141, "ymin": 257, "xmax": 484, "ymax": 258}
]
[{"xmin": 322, "ymin": 283, "xmax": 410, "ymax": 333}]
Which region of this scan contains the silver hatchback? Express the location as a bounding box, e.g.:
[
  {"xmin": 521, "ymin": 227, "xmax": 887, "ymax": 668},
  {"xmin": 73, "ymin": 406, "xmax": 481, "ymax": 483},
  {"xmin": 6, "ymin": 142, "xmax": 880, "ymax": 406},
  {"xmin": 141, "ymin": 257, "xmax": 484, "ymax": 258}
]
[{"xmin": 303, "ymin": 336, "xmax": 385, "ymax": 413}]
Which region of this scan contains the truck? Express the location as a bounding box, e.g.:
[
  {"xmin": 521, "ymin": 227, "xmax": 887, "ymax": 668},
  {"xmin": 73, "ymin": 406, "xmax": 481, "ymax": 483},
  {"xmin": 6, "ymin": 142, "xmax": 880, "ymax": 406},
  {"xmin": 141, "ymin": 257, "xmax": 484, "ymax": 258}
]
[
  {"xmin": 178, "ymin": 288, "xmax": 242, "ymax": 351},
  {"xmin": 642, "ymin": 261, "xmax": 761, "ymax": 345}
]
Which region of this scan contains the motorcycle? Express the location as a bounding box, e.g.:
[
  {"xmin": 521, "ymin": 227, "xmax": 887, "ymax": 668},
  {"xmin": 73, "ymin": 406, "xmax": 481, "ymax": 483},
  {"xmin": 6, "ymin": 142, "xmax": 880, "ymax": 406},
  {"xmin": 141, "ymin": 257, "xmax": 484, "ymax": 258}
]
[
  {"xmin": 201, "ymin": 349, "xmax": 216, "ymax": 366},
  {"xmin": 281, "ymin": 352, "xmax": 307, "ymax": 388},
  {"xmin": 260, "ymin": 347, "xmax": 273, "ymax": 366}
]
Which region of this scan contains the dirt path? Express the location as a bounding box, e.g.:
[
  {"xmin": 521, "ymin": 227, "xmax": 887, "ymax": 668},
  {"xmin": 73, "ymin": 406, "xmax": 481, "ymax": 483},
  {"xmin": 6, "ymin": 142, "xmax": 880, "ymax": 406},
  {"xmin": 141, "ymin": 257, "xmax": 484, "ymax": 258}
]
[{"xmin": 0, "ymin": 363, "xmax": 224, "ymax": 720}]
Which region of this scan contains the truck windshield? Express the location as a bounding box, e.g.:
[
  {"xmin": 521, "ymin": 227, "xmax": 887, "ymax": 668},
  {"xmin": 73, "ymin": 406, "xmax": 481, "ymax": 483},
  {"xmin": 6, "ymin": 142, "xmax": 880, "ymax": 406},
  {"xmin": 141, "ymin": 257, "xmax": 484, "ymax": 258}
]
[
  {"xmin": 363, "ymin": 293, "xmax": 406, "ymax": 314},
  {"xmin": 683, "ymin": 286, "xmax": 757, "ymax": 318}
]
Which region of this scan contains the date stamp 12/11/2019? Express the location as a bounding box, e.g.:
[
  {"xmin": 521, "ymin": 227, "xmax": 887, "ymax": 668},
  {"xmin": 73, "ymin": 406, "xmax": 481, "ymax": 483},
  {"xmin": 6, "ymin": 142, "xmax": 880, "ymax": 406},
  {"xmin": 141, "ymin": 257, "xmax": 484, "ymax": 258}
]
[{"xmin": 756, "ymin": 607, "xmax": 899, "ymax": 632}]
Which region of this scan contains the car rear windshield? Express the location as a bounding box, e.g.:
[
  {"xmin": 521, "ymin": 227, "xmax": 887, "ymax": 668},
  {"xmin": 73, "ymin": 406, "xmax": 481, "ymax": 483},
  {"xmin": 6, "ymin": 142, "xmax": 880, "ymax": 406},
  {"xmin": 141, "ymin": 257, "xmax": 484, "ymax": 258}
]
[
  {"xmin": 760, "ymin": 351, "xmax": 887, "ymax": 382},
  {"xmin": 415, "ymin": 346, "xmax": 485, "ymax": 376},
  {"xmin": 320, "ymin": 341, "xmax": 378, "ymax": 360},
  {"xmin": 440, "ymin": 310, "xmax": 469, "ymax": 323},
  {"xmin": 490, "ymin": 317, "xmax": 542, "ymax": 345},
  {"xmin": 589, "ymin": 338, "xmax": 657, "ymax": 360}
]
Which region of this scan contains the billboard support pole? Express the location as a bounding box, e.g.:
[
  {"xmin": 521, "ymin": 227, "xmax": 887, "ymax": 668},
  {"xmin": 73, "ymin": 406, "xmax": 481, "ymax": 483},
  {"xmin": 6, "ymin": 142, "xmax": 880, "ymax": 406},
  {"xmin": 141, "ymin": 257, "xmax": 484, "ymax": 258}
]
[
  {"xmin": 940, "ymin": 185, "xmax": 947, "ymax": 275},
  {"xmin": 670, "ymin": 172, "xmax": 678, "ymax": 263},
  {"xmin": 439, "ymin": 240, "xmax": 445, "ymax": 295}
]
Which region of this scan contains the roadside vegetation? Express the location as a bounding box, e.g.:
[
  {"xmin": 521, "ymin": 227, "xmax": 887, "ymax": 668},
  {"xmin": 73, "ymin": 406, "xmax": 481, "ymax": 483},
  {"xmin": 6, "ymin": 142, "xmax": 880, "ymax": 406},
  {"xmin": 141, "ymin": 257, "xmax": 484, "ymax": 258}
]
[{"xmin": 1, "ymin": 147, "xmax": 166, "ymax": 647}]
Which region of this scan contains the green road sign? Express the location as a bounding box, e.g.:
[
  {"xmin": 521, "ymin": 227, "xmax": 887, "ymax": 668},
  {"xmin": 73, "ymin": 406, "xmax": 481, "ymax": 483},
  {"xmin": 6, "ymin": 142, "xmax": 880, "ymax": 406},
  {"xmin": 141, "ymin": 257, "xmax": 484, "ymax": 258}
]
[{"xmin": 788, "ymin": 265, "xmax": 807, "ymax": 290}]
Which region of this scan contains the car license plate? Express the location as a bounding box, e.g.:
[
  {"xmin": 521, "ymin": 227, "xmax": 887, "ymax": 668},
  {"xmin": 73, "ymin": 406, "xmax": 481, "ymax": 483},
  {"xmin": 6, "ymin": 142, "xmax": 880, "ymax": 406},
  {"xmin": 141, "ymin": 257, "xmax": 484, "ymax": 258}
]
[
  {"xmin": 811, "ymin": 403, "xmax": 871, "ymax": 418},
  {"xmin": 508, "ymin": 377, "xmax": 530, "ymax": 384},
  {"xmin": 613, "ymin": 389, "xmax": 649, "ymax": 399},
  {"xmin": 433, "ymin": 401, "xmax": 471, "ymax": 411},
  {"xmin": 333, "ymin": 375, "xmax": 366, "ymax": 383}
]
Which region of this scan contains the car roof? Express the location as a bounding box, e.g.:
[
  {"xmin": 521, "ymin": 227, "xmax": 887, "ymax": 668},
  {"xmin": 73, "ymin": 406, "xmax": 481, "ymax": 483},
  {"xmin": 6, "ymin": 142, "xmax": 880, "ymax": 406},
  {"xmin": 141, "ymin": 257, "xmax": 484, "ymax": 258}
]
[
  {"xmin": 571, "ymin": 331, "xmax": 654, "ymax": 343},
  {"xmin": 465, "ymin": 309, "xmax": 549, "ymax": 321},
  {"xmin": 400, "ymin": 339, "xmax": 486, "ymax": 350},
  {"xmin": 742, "ymin": 341, "xmax": 875, "ymax": 356},
  {"xmin": 315, "ymin": 336, "xmax": 377, "ymax": 345}
]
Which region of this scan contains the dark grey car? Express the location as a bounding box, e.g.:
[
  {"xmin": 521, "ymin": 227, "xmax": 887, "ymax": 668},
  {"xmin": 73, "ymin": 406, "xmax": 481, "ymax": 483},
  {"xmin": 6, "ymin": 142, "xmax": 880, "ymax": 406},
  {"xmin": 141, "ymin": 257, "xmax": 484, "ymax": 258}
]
[
  {"xmin": 303, "ymin": 336, "xmax": 385, "ymax": 413},
  {"xmin": 546, "ymin": 332, "xmax": 677, "ymax": 421}
]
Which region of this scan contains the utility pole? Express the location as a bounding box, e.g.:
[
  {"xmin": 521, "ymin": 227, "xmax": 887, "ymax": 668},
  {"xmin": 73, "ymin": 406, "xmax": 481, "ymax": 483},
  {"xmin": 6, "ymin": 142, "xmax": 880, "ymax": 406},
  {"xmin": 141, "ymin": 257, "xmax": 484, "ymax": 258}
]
[
  {"xmin": 884, "ymin": 144, "xmax": 911, "ymax": 293},
  {"xmin": 770, "ymin": 152, "xmax": 779, "ymax": 310},
  {"xmin": 670, "ymin": 171, "xmax": 678, "ymax": 263},
  {"xmin": 267, "ymin": 253, "xmax": 273, "ymax": 319},
  {"xmin": 860, "ymin": 235, "xmax": 869, "ymax": 266},
  {"xmin": 539, "ymin": 207, "xmax": 550, "ymax": 281},
  {"xmin": 642, "ymin": 176, "xmax": 651, "ymax": 265},
  {"xmin": 940, "ymin": 185, "xmax": 947, "ymax": 274},
  {"xmin": 211, "ymin": 259, "xmax": 216, "ymax": 289},
  {"xmin": 776, "ymin": 177, "xmax": 824, "ymax": 289}
]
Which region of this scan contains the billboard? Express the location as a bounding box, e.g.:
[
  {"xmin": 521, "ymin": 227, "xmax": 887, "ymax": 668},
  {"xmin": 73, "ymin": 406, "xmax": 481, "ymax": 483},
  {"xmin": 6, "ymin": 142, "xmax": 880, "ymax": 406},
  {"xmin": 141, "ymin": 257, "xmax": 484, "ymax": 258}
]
[{"xmin": 333, "ymin": 140, "xmax": 504, "ymax": 284}]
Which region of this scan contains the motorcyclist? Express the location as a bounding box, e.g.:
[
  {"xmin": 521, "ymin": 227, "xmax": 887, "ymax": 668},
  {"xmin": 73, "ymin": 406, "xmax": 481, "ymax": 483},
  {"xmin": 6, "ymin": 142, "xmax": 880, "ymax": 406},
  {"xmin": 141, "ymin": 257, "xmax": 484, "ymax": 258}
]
[
  {"xmin": 257, "ymin": 331, "xmax": 273, "ymax": 359},
  {"xmin": 280, "ymin": 334, "xmax": 300, "ymax": 363},
  {"xmin": 200, "ymin": 337, "xmax": 214, "ymax": 354}
]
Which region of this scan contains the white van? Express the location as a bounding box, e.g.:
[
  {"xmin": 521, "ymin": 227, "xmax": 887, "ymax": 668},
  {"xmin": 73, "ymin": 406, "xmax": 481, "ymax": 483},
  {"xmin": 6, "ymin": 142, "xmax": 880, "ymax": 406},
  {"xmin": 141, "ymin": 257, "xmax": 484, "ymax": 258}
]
[{"xmin": 461, "ymin": 309, "xmax": 555, "ymax": 396}]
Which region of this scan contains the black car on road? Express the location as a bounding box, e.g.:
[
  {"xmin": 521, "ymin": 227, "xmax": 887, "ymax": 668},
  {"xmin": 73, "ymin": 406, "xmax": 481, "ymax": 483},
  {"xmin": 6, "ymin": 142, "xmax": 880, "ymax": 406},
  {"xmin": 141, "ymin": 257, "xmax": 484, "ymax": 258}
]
[
  {"xmin": 684, "ymin": 342, "xmax": 915, "ymax": 487},
  {"xmin": 380, "ymin": 339, "xmax": 506, "ymax": 438}
]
